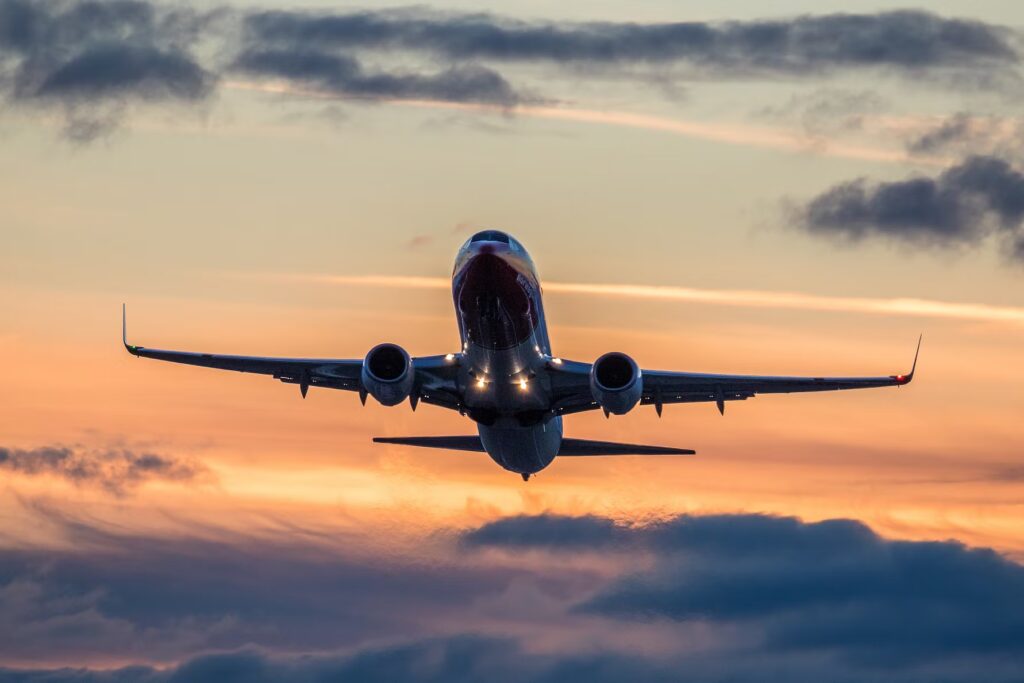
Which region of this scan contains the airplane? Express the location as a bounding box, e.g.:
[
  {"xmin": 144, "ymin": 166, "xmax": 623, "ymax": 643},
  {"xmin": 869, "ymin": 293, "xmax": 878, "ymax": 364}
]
[{"xmin": 123, "ymin": 230, "xmax": 920, "ymax": 481}]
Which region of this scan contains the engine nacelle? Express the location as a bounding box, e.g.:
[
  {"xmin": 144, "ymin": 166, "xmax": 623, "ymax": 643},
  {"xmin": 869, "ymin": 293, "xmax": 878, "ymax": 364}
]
[
  {"xmin": 361, "ymin": 343, "xmax": 414, "ymax": 406},
  {"xmin": 590, "ymin": 352, "xmax": 642, "ymax": 415}
]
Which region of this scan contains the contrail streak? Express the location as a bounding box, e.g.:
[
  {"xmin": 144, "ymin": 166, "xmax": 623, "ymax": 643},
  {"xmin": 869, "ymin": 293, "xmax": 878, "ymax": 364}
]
[
  {"xmin": 396, "ymin": 100, "xmax": 937, "ymax": 166},
  {"xmin": 224, "ymin": 80, "xmax": 941, "ymax": 166},
  {"xmin": 251, "ymin": 273, "xmax": 1024, "ymax": 325}
]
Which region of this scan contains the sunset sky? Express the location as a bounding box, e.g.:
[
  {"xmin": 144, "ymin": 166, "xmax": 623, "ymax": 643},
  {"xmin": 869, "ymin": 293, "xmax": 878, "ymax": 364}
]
[{"xmin": 2, "ymin": 0, "xmax": 1024, "ymax": 680}]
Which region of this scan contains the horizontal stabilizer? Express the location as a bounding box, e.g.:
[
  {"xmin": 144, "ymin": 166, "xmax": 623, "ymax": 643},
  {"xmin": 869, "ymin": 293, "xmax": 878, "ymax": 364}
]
[
  {"xmin": 373, "ymin": 435, "xmax": 693, "ymax": 456},
  {"xmin": 373, "ymin": 436, "xmax": 485, "ymax": 452},
  {"xmin": 557, "ymin": 438, "xmax": 694, "ymax": 456}
]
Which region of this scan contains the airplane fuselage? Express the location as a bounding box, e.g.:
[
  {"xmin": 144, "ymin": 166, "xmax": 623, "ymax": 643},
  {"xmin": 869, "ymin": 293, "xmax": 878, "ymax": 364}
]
[{"xmin": 452, "ymin": 231, "xmax": 563, "ymax": 476}]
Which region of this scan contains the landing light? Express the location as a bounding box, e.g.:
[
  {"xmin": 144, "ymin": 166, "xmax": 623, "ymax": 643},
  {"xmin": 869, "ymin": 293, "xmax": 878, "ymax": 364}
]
[
  {"xmin": 519, "ymin": 378, "xmax": 528, "ymax": 390},
  {"xmin": 551, "ymin": 357, "xmax": 563, "ymax": 365},
  {"xmin": 445, "ymin": 353, "xmax": 455, "ymax": 361},
  {"xmin": 476, "ymin": 377, "xmax": 486, "ymax": 389}
]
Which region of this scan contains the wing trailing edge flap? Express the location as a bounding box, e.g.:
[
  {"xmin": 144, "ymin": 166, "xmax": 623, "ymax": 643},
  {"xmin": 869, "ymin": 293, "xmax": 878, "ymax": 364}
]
[{"xmin": 373, "ymin": 436, "xmax": 694, "ymax": 456}]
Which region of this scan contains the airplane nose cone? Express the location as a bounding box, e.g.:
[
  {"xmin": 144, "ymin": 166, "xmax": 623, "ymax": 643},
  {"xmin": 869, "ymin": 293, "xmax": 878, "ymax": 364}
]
[
  {"xmin": 464, "ymin": 233, "xmax": 514, "ymax": 264},
  {"xmin": 469, "ymin": 229, "xmax": 511, "ymax": 245},
  {"xmin": 455, "ymin": 249, "xmax": 536, "ymax": 350},
  {"xmin": 458, "ymin": 252, "xmax": 528, "ymax": 315}
]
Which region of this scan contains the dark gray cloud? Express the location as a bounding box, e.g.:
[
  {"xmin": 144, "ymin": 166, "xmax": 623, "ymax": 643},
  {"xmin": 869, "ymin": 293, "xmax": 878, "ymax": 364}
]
[
  {"xmin": 796, "ymin": 155, "xmax": 1024, "ymax": 261},
  {"xmin": 0, "ymin": 0, "xmax": 537, "ymax": 137},
  {"xmin": 3, "ymin": 1, "xmax": 1023, "ymax": 140},
  {"xmin": 472, "ymin": 513, "xmax": 1024, "ymax": 667},
  {"xmin": 0, "ymin": 639, "xmax": 672, "ymax": 683},
  {"xmin": 460, "ymin": 513, "xmax": 626, "ymax": 549},
  {"xmin": 0, "ymin": 445, "xmax": 207, "ymax": 494},
  {"xmin": 0, "ymin": 503, "xmax": 542, "ymax": 665},
  {"xmin": 235, "ymin": 8, "xmax": 1023, "ymax": 112},
  {"xmin": 3, "ymin": 508, "xmax": 1024, "ymax": 680},
  {"xmin": 0, "ymin": 0, "xmax": 214, "ymax": 98},
  {"xmin": 0, "ymin": 0, "xmax": 215, "ymax": 139},
  {"xmin": 5, "ymin": 636, "xmax": 1024, "ymax": 683},
  {"xmin": 245, "ymin": 9, "xmax": 1019, "ymax": 77},
  {"xmin": 232, "ymin": 48, "xmax": 527, "ymax": 106},
  {"xmin": 32, "ymin": 44, "xmax": 209, "ymax": 101}
]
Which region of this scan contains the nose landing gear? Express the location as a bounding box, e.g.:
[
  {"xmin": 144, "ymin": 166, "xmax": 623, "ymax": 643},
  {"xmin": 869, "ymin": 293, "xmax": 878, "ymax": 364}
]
[{"xmin": 521, "ymin": 473, "xmax": 531, "ymax": 482}]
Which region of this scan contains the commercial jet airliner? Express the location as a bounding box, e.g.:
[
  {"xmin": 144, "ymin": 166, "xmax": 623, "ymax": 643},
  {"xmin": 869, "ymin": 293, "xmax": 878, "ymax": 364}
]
[{"xmin": 123, "ymin": 230, "xmax": 919, "ymax": 480}]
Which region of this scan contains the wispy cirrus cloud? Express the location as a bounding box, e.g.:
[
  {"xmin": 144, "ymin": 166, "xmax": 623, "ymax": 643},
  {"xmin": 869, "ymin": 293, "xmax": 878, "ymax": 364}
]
[
  {"xmin": 227, "ymin": 80, "xmax": 925, "ymax": 164},
  {"xmin": 232, "ymin": 272, "xmax": 1024, "ymax": 325},
  {"xmin": 904, "ymin": 112, "xmax": 1024, "ymax": 159}
]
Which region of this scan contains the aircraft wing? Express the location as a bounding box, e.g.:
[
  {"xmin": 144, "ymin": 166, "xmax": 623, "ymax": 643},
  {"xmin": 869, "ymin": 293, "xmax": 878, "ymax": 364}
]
[
  {"xmin": 550, "ymin": 336, "xmax": 920, "ymax": 417},
  {"xmin": 121, "ymin": 306, "xmax": 462, "ymax": 409}
]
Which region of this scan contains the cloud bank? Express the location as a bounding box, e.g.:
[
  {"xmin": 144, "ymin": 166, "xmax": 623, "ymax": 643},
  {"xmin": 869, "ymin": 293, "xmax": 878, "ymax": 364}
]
[
  {"xmin": 2, "ymin": 1, "xmax": 1022, "ymax": 139},
  {"xmin": 0, "ymin": 0, "xmax": 215, "ymax": 139},
  {"xmin": 245, "ymin": 8, "xmax": 1018, "ymax": 76},
  {"xmin": 468, "ymin": 512, "xmax": 1024, "ymax": 667},
  {"xmin": 2, "ymin": 508, "xmax": 1023, "ymax": 681},
  {"xmin": 797, "ymin": 155, "xmax": 1024, "ymax": 262}
]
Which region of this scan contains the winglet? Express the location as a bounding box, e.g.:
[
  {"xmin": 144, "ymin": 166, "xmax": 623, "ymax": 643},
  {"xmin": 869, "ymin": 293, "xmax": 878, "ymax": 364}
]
[
  {"xmin": 122, "ymin": 304, "xmax": 139, "ymax": 355},
  {"xmin": 894, "ymin": 334, "xmax": 922, "ymax": 385}
]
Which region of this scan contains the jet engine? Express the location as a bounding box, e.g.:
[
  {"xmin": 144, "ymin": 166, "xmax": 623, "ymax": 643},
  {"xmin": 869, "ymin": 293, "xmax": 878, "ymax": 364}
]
[
  {"xmin": 361, "ymin": 343, "xmax": 414, "ymax": 406},
  {"xmin": 590, "ymin": 352, "xmax": 643, "ymax": 415}
]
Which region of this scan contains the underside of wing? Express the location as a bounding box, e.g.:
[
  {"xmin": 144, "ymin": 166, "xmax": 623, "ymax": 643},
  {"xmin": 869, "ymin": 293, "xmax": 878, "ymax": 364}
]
[
  {"xmin": 556, "ymin": 439, "xmax": 694, "ymax": 456},
  {"xmin": 373, "ymin": 436, "xmax": 486, "ymax": 452},
  {"xmin": 125, "ymin": 339, "xmax": 364, "ymax": 390},
  {"xmin": 643, "ymin": 335, "xmax": 920, "ymax": 410},
  {"xmin": 121, "ymin": 305, "xmax": 461, "ymax": 406},
  {"xmin": 548, "ymin": 337, "xmax": 921, "ymax": 416}
]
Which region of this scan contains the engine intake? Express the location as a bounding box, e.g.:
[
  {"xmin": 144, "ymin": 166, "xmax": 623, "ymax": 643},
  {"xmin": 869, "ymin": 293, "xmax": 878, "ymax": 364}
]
[
  {"xmin": 361, "ymin": 343, "xmax": 414, "ymax": 406},
  {"xmin": 590, "ymin": 352, "xmax": 642, "ymax": 415}
]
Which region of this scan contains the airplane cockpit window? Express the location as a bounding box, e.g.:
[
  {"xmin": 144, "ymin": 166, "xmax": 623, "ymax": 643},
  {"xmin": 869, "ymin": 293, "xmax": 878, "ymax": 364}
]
[{"xmin": 470, "ymin": 230, "xmax": 510, "ymax": 244}]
